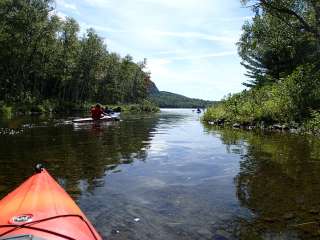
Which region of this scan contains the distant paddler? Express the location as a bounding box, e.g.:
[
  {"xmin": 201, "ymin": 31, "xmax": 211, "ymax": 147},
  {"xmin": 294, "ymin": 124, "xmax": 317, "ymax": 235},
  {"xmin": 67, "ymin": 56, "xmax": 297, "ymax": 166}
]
[
  {"xmin": 104, "ymin": 106, "xmax": 114, "ymax": 115},
  {"xmin": 90, "ymin": 103, "xmax": 105, "ymax": 120}
]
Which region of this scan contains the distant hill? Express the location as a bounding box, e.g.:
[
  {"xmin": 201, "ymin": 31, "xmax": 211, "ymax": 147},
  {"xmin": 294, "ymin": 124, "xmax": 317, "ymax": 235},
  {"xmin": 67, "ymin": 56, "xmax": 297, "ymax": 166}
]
[
  {"xmin": 146, "ymin": 80, "xmax": 215, "ymax": 108},
  {"xmin": 149, "ymin": 91, "xmax": 215, "ymax": 108}
]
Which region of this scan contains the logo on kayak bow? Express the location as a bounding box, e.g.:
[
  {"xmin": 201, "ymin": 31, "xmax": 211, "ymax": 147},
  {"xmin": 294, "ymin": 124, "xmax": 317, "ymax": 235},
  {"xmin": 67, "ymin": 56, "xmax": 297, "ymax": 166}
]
[{"xmin": 10, "ymin": 214, "xmax": 33, "ymax": 224}]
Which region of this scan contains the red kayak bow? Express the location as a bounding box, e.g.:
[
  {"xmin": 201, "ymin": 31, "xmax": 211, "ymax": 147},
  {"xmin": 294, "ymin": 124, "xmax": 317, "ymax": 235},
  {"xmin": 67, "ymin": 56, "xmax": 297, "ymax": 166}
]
[{"xmin": 0, "ymin": 166, "xmax": 102, "ymax": 240}]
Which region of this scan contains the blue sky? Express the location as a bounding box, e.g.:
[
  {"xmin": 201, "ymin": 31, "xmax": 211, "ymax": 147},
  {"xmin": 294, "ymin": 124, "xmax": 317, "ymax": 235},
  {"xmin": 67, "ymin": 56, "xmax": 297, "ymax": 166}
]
[{"xmin": 54, "ymin": 0, "xmax": 252, "ymax": 100}]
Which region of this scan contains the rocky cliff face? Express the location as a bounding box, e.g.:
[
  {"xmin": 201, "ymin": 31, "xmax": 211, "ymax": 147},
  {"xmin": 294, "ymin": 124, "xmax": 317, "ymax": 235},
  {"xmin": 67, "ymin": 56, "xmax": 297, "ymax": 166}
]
[{"xmin": 146, "ymin": 80, "xmax": 159, "ymax": 95}]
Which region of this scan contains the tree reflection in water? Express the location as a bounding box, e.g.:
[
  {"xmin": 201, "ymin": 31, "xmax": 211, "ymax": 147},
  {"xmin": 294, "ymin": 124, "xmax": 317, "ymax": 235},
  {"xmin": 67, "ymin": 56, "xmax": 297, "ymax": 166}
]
[
  {"xmin": 205, "ymin": 125, "xmax": 320, "ymax": 239},
  {"xmin": 0, "ymin": 113, "xmax": 161, "ymax": 199}
]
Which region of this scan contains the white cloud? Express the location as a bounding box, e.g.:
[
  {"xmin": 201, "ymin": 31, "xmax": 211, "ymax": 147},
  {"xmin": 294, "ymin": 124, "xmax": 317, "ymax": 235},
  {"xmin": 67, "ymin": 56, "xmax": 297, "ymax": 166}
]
[
  {"xmin": 169, "ymin": 51, "xmax": 237, "ymax": 60},
  {"xmin": 136, "ymin": 0, "xmax": 214, "ymax": 10},
  {"xmin": 55, "ymin": 0, "xmax": 251, "ymax": 100},
  {"xmin": 146, "ymin": 58, "xmax": 246, "ymax": 100},
  {"xmin": 56, "ymin": 0, "xmax": 79, "ymax": 14},
  {"xmin": 50, "ymin": 10, "xmax": 67, "ymax": 21},
  {"xmin": 152, "ymin": 50, "xmax": 189, "ymax": 56},
  {"xmin": 75, "ymin": 23, "xmax": 239, "ymax": 45},
  {"xmin": 82, "ymin": 0, "xmax": 216, "ymax": 11},
  {"xmin": 146, "ymin": 59, "xmax": 172, "ymax": 79},
  {"xmin": 79, "ymin": 22, "xmax": 123, "ymax": 33},
  {"xmin": 148, "ymin": 30, "xmax": 238, "ymax": 44},
  {"xmin": 149, "ymin": 51, "xmax": 236, "ymax": 63},
  {"xmin": 83, "ymin": 0, "xmax": 110, "ymax": 8},
  {"xmin": 218, "ymin": 16, "xmax": 254, "ymax": 22}
]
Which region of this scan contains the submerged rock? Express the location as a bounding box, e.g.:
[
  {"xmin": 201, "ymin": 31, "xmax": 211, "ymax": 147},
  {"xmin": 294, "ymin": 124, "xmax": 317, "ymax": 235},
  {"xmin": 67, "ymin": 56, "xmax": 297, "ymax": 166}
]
[
  {"xmin": 282, "ymin": 124, "xmax": 289, "ymax": 130},
  {"xmin": 213, "ymin": 234, "xmax": 229, "ymax": 240},
  {"xmin": 262, "ymin": 217, "xmax": 276, "ymax": 223},
  {"xmin": 309, "ymin": 208, "xmax": 319, "ymax": 214},
  {"xmin": 283, "ymin": 213, "xmax": 295, "ymax": 220},
  {"xmin": 273, "ymin": 124, "xmax": 283, "ymax": 130},
  {"xmin": 248, "ymin": 125, "xmax": 256, "ymax": 130},
  {"xmin": 217, "ymin": 119, "xmax": 225, "ymax": 126},
  {"xmin": 232, "ymin": 123, "xmax": 241, "ymax": 129},
  {"xmin": 214, "ymin": 230, "xmax": 232, "ymax": 240},
  {"xmin": 111, "ymin": 229, "xmax": 120, "ymax": 234},
  {"xmin": 289, "ymin": 128, "xmax": 299, "ymax": 134}
]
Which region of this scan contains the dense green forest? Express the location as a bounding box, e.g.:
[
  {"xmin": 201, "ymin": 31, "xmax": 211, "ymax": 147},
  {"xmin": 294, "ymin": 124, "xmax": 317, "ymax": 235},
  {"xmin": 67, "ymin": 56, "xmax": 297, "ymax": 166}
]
[
  {"xmin": 150, "ymin": 91, "xmax": 215, "ymax": 108},
  {"xmin": 204, "ymin": 0, "xmax": 320, "ymax": 133},
  {"xmin": 0, "ymin": 0, "xmax": 153, "ymax": 113}
]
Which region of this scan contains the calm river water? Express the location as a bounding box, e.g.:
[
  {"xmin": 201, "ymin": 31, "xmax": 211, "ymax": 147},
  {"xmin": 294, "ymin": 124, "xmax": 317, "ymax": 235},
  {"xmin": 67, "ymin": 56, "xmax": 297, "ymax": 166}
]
[{"xmin": 1, "ymin": 109, "xmax": 320, "ymax": 240}]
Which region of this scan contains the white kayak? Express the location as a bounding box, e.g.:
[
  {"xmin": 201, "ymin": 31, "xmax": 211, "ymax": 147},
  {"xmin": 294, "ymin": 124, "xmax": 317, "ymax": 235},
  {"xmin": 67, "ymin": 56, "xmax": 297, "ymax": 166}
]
[{"xmin": 72, "ymin": 114, "xmax": 120, "ymax": 123}]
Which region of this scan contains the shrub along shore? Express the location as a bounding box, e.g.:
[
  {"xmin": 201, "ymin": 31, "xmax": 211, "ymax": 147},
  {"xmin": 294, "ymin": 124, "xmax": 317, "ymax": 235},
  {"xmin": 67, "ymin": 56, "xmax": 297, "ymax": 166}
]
[
  {"xmin": 0, "ymin": 99, "xmax": 159, "ymax": 117},
  {"xmin": 204, "ymin": 1, "xmax": 320, "ymax": 136},
  {"xmin": 203, "ymin": 65, "xmax": 320, "ymax": 135}
]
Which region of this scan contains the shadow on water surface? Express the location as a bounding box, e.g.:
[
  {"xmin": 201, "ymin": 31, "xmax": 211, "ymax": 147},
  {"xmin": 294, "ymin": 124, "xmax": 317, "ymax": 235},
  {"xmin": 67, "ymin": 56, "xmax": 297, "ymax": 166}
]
[{"xmin": 204, "ymin": 125, "xmax": 320, "ymax": 239}]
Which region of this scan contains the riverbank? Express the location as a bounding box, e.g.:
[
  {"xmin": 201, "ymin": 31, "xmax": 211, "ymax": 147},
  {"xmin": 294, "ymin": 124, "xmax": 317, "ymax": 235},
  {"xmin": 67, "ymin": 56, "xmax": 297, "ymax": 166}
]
[
  {"xmin": 0, "ymin": 99, "xmax": 159, "ymax": 117},
  {"xmin": 203, "ymin": 108, "xmax": 320, "ymax": 136},
  {"xmin": 202, "ymin": 75, "xmax": 320, "ymax": 136},
  {"xmin": 204, "ymin": 120, "xmax": 302, "ymax": 134},
  {"xmin": 202, "ymin": 112, "xmax": 320, "ymax": 136}
]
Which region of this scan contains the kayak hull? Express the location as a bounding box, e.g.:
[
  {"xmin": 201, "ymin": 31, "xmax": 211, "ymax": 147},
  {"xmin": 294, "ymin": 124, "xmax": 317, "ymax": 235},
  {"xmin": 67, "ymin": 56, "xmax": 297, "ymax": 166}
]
[
  {"xmin": 0, "ymin": 169, "xmax": 102, "ymax": 240},
  {"xmin": 72, "ymin": 115, "xmax": 119, "ymax": 123}
]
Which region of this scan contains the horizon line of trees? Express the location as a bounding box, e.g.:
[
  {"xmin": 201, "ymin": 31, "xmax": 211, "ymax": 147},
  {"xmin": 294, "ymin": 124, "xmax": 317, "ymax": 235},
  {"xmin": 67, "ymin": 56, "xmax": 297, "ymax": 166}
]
[{"xmin": 0, "ymin": 0, "xmax": 151, "ymax": 106}]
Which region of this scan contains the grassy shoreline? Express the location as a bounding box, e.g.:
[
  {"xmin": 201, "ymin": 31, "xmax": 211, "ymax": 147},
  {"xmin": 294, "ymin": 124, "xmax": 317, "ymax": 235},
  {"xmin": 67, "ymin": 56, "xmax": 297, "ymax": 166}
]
[
  {"xmin": 0, "ymin": 99, "xmax": 159, "ymax": 117},
  {"xmin": 203, "ymin": 105, "xmax": 320, "ymax": 136}
]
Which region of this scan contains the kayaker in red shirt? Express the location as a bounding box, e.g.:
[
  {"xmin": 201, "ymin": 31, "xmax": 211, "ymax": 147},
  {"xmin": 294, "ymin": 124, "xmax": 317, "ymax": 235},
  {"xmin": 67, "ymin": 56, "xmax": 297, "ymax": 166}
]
[{"xmin": 91, "ymin": 104, "xmax": 105, "ymax": 120}]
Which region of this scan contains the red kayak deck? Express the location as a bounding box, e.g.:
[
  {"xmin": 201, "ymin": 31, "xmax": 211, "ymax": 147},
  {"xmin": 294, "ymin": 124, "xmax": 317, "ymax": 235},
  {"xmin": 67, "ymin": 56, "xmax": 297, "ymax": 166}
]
[{"xmin": 0, "ymin": 169, "xmax": 102, "ymax": 240}]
